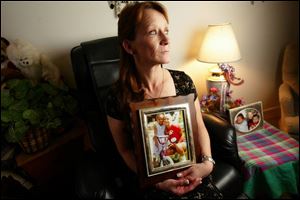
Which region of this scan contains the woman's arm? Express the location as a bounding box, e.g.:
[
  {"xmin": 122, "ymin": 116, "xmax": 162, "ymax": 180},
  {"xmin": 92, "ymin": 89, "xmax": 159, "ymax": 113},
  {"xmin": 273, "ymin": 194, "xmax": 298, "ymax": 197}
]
[
  {"xmin": 155, "ymin": 98, "xmax": 214, "ymax": 196},
  {"xmin": 193, "ymin": 97, "xmax": 214, "ymax": 176},
  {"xmin": 107, "ymin": 115, "xmax": 137, "ymax": 173}
]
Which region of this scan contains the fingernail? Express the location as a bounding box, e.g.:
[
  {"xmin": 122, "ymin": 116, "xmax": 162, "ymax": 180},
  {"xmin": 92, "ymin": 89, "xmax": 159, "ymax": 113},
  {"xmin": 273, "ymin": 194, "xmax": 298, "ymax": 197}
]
[{"xmin": 177, "ymin": 173, "xmax": 182, "ymax": 178}]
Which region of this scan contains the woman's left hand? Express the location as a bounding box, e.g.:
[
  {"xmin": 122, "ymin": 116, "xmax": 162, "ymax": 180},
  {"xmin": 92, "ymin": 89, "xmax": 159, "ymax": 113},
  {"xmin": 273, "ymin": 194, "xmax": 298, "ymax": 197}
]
[
  {"xmin": 156, "ymin": 177, "xmax": 202, "ymax": 196},
  {"xmin": 157, "ymin": 162, "xmax": 214, "ymax": 196},
  {"xmin": 177, "ymin": 162, "xmax": 214, "ymax": 186}
]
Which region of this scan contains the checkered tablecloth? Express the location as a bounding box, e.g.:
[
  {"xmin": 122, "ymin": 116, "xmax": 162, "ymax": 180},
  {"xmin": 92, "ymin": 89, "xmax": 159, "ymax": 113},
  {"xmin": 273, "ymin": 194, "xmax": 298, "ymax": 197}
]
[
  {"xmin": 237, "ymin": 121, "xmax": 299, "ymax": 179},
  {"xmin": 237, "ymin": 121, "xmax": 299, "ymax": 198}
]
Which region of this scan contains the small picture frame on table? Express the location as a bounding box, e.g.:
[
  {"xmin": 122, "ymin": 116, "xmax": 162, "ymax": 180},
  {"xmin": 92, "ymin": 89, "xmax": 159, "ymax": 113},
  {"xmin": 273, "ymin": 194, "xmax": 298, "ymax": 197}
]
[
  {"xmin": 229, "ymin": 101, "xmax": 264, "ymax": 134},
  {"xmin": 129, "ymin": 94, "xmax": 197, "ymax": 188}
]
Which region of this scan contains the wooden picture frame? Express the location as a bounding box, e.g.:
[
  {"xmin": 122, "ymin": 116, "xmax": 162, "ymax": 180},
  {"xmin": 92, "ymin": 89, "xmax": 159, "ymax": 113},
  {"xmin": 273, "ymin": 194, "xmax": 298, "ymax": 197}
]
[
  {"xmin": 129, "ymin": 94, "xmax": 197, "ymax": 188},
  {"xmin": 229, "ymin": 101, "xmax": 264, "ymax": 134}
]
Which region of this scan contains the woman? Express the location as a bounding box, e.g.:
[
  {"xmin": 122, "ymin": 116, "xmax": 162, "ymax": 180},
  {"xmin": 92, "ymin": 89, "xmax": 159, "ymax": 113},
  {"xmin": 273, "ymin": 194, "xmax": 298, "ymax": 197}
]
[{"xmin": 106, "ymin": 1, "xmax": 218, "ymax": 198}]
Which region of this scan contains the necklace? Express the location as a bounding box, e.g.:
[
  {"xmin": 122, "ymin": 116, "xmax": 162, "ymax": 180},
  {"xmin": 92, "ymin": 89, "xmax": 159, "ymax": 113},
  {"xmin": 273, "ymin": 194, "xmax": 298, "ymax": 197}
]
[{"xmin": 145, "ymin": 68, "xmax": 165, "ymax": 99}]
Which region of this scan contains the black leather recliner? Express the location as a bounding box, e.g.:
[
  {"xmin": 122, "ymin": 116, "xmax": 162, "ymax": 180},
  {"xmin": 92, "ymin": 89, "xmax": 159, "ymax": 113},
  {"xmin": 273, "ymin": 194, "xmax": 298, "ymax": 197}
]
[{"xmin": 70, "ymin": 36, "xmax": 244, "ymax": 199}]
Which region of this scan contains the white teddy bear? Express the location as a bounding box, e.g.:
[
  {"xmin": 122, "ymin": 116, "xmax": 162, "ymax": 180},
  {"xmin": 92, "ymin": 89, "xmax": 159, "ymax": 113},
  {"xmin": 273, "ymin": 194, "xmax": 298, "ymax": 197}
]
[{"xmin": 6, "ymin": 39, "xmax": 63, "ymax": 88}]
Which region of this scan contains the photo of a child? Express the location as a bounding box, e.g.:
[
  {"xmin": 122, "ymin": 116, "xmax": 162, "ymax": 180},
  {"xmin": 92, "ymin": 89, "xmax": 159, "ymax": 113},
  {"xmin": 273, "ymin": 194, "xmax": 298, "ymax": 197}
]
[
  {"xmin": 147, "ymin": 111, "xmax": 188, "ymax": 169},
  {"xmin": 229, "ymin": 101, "xmax": 264, "ymax": 134},
  {"xmin": 234, "ymin": 113, "xmax": 248, "ymax": 132},
  {"xmin": 130, "ymin": 94, "xmax": 197, "ymax": 187}
]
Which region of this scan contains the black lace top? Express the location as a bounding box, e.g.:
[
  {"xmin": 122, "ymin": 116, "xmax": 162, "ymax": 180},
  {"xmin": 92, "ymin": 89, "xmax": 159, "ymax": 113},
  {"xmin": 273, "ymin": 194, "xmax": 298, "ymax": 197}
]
[{"xmin": 106, "ymin": 69, "xmax": 198, "ymax": 120}]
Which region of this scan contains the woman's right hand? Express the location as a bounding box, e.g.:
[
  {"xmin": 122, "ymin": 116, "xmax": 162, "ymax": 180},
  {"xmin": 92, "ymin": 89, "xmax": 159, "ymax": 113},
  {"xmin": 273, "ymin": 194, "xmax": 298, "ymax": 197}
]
[{"xmin": 156, "ymin": 176, "xmax": 202, "ymax": 196}]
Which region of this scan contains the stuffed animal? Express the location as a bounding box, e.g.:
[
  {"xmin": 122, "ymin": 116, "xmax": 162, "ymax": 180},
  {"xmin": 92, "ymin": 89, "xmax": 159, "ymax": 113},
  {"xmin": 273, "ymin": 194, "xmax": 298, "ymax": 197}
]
[
  {"xmin": 1, "ymin": 37, "xmax": 10, "ymax": 65},
  {"xmin": 6, "ymin": 39, "xmax": 63, "ymax": 88},
  {"xmin": 1, "ymin": 37, "xmax": 24, "ymax": 88}
]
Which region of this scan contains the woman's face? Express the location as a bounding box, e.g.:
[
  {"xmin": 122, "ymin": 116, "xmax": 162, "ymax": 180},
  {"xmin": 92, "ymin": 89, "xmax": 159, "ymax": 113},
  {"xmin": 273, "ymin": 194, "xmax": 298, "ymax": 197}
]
[
  {"xmin": 131, "ymin": 9, "xmax": 170, "ymax": 66},
  {"xmin": 247, "ymin": 112, "xmax": 253, "ymax": 119},
  {"xmin": 164, "ymin": 116, "xmax": 171, "ymax": 127}
]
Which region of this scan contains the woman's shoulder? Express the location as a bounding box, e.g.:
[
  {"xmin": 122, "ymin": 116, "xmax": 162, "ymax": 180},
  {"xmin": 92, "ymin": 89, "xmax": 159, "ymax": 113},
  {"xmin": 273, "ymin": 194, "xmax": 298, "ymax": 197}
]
[
  {"xmin": 166, "ymin": 68, "xmax": 197, "ymax": 98},
  {"xmin": 167, "ymin": 69, "xmax": 190, "ymax": 79},
  {"xmin": 167, "ymin": 68, "xmax": 194, "ymax": 85},
  {"xmin": 106, "ymin": 81, "xmax": 121, "ymax": 101},
  {"xmin": 106, "ymin": 81, "xmax": 123, "ymax": 120}
]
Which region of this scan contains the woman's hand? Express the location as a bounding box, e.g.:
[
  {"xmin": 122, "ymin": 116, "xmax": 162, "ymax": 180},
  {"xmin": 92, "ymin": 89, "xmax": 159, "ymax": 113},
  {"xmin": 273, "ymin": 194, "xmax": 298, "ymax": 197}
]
[
  {"xmin": 179, "ymin": 162, "xmax": 213, "ymax": 181},
  {"xmin": 156, "ymin": 162, "xmax": 213, "ymax": 196},
  {"xmin": 156, "ymin": 176, "xmax": 202, "ymax": 196}
]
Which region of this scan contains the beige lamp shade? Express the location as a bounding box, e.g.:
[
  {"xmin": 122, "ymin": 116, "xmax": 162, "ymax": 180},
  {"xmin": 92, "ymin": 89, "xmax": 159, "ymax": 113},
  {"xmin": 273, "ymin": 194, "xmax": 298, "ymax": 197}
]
[{"xmin": 198, "ymin": 23, "xmax": 241, "ymax": 63}]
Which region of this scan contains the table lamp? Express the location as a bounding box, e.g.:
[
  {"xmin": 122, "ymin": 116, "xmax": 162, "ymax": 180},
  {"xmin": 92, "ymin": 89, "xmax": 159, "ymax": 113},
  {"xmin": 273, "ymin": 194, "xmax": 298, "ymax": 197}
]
[{"xmin": 198, "ymin": 22, "xmax": 244, "ymax": 113}]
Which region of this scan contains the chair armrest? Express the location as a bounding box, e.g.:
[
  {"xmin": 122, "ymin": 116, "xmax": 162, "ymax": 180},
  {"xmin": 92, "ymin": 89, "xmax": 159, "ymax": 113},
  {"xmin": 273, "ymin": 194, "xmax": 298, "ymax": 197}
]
[
  {"xmin": 74, "ymin": 152, "xmax": 111, "ymax": 198},
  {"xmin": 202, "ymin": 113, "xmax": 243, "ymax": 170},
  {"xmin": 75, "ymin": 151, "xmax": 139, "ymax": 199},
  {"xmin": 279, "ymin": 83, "xmax": 297, "ymax": 116}
]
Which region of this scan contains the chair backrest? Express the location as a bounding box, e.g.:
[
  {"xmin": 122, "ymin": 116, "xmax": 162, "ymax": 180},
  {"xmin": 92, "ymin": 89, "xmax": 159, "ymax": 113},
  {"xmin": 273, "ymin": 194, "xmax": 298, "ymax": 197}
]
[
  {"xmin": 70, "ymin": 36, "xmax": 120, "ymax": 157},
  {"xmin": 282, "ymin": 43, "xmax": 299, "ymax": 95},
  {"xmin": 70, "ymin": 36, "xmax": 244, "ymax": 173}
]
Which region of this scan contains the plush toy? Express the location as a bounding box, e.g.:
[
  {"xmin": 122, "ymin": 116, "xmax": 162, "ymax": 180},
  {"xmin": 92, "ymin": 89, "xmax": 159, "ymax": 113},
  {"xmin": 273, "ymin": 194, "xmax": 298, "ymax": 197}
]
[
  {"xmin": 6, "ymin": 39, "xmax": 63, "ymax": 88},
  {"xmin": 1, "ymin": 37, "xmax": 24, "ymax": 88},
  {"xmin": 1, "ymin": 37, "xmax": 10, "ymax": 65}
]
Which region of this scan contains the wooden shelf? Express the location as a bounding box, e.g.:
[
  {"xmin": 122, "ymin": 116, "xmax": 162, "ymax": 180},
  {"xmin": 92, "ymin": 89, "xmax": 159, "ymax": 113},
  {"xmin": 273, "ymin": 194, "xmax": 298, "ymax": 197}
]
[{"xmin": 16, "ymin": 118, "xmax": 88, "ymax": 185}]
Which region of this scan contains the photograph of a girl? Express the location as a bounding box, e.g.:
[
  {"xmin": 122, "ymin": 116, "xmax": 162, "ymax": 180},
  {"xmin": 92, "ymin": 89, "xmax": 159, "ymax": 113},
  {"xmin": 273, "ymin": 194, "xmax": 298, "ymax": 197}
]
[{"xmin": 143, "ymin": 109, "xmax": 191, "ymax": 174}]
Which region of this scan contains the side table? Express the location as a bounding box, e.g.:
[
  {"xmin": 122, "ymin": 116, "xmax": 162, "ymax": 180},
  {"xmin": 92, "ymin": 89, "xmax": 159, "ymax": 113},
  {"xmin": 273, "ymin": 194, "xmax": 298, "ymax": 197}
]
[
  {"xmin": 237, "ymin": 121, "xmax": 299, "ymax": 198},
  {"xmin": 15, "ymin": 118, "xmax": 89, "ymax": 185}
]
